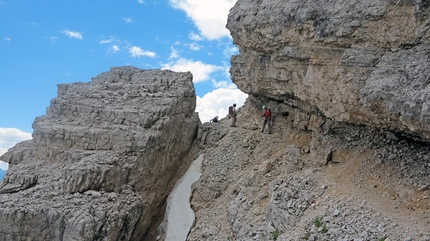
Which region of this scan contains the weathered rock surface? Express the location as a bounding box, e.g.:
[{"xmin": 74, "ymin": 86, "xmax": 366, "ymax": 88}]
[
  {"xmin": 184, "ymin": 1, "xmax": 430, "ymax": 240},
  {"xmin": 188, "ymin": 97, "xmax": 430, "ymax": 241},
  {"xmin": 2, "ymin": 1, "xmax": 430, "ymax": 241},
  {"xmin": 0, "ymin": 67, "xmax": 200, "ymax": 241},
  {"xmin": 227, "ymin": 0, "xmax": 430, "ymax": 141}
]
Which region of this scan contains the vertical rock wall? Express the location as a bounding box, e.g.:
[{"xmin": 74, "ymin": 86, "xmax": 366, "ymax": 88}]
[
  {"xmin": 227, "ymin": 0, "xmax": 430, "ymax": 140},
  {"xmin": 0, "ymin": 67, "xmax": 200, "ymax": 241}
]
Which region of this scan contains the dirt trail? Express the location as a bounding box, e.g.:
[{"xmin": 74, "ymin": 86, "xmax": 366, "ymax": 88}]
[
  {"xmin": 220, "ymin": 110, "xmax": 430, "ymax": 227},
  {"xmin": 189, "ymin": 105, "xmax": 430, "ymax": 240},
  {"xmin": 324, "ymin": 148, "xmax": 430, "ymax": 233}
]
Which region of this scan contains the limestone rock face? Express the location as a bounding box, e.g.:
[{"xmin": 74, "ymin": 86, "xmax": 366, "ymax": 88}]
[
  {"xmin": 227, "ymin": 0, "xmax": 430, "ymax": 140},
  {"xmin": 0, "ymin": 67, "xmax": 200, "ymax": 241},
  {"xmin": 187, "ymin": 98, "xmax": 430, "ymax": 241}
]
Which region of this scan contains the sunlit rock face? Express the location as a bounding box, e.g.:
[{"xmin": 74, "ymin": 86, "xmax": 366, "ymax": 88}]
[
  {"xmin": 227, "ymin": 0, "xmax": 430, "ymax": 140},
  {"xmin": 0, "ymin": 66, "xmax": 200, "ymax": 241}
]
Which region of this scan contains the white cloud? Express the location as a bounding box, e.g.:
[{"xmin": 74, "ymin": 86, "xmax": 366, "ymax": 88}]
[
  {"xmin": 107, "ymin": 45, "xmax": 120, "ymax": 54},
  {"xmin": 3, "ymin": 37, "xmax": 11, "ymax": 42},
  {"xmin": 0, "ymin": 128, "xmax": 32, "ymax": 169},
  {"xmin": 189, "ymin": 32, "xmax": 203, "ymax": 41},
  {"xmin": 169, "ymin": 0, "xmax": 237, "ymax": 40},
  {"xmin": 129, "ymin": 46, "xmax": 156, "ymax": 58},
  {"xmin": 138, "ymin": 0, "xmax": 145, "ymax": 3},
  {"xmin": 212, "ymin": 78, "xmax": 235, "ymax": 89},
  {"xmin": 188, "ymin": 42, "xmax": 201, "ymax": 51},
  {"xmin": 99, "ymin": 37, "xmax": 115, "ymax": 44},
  {"xmin": 48, "ymin": 36, "xmax": 57, "ymax": 43},
  {"xmin": 169, "ymin": 46, "xmax": 180, "ymax": 59},
  {"xmin": 223, "ymin": 45, "xmax": 239, "ymax": 58},
  {"xmin": 0, "ymin": 148, "xmax": 7, "ymax": 156},
  {"xmin": 0, "ymin": 128, "xmax": 32, "ymax": 150},
  {"xmin": 62, "ymin": 29, "xmax": 83, "ymax": 39},
  {"xmin": 124, "ymin": 18, "xmax": 133, "ymax": 23},
  {"xmin": 0, "ymin": 160, "xmax": 8, "ymax": 170},
  {"xmin": 161, "ymin": 58, "xmax": 223, "ymax": 83},
  {"xmin": 196, "ymin": 87, "xmax": 247, "ymax": 123}
]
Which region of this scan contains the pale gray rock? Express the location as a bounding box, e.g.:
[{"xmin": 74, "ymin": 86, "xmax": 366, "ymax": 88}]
[
  {"xmin": 187, "ymin": 80, "xmax": 429, "ymax": 240},
  {"xmin": 227, "ymin": 0, "xmax": 430, "ymax": 141},
  {"xmin": 1, "ymin": 0, "xmax": 430, "ymax": 240},
  {"xmin": 0, "ymin": 67, "xmax": 200, "ymax": 241}
]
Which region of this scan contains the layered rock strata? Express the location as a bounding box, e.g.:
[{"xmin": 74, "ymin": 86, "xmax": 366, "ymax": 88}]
[
  {"xmin": 227, "ymin": 0, "xmax": 430, "ymax": 141},
  {"xmin": 0, "ymin": 67, "xmax": 200, "ymax": 241}
]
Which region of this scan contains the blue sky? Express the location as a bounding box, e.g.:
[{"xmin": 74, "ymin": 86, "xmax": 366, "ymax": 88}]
[{"xmin": 0, "ymin": 0, "xmax": 248, "ymax": 170}]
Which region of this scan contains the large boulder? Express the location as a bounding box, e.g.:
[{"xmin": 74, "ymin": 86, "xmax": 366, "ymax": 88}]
[
  {"xmin": 0, "ymin": 66, "xmax": 200, "ymax": 241},
  {"xmin": 227, "ymin": 0, "xmax": 430, "ymax": 140}
]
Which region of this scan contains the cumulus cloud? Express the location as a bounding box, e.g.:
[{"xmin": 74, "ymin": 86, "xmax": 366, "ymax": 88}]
[
  {"xmin": 0, "ymin": 128, "xmax": 32, "ymax": 149},
  {"xmin": 196, "ymin": 87, "xmax": 247, "ymax": 123},
  {"xmin": 169, "ymin": 0, "xmax": 237, "ymax": 40},
  {"xmin": 129, "ymin": 46, "xmax": 156, "ymax": 58},
  {"xmin": 124, "ymin": 18, "xmax": 133, "ymax": 23},
  {"xmin": 0, "ymin": 128, "xmax": 32, "ymax": 169},
  {"xmin": 62, "ymin": 29, "xmax": 83, "ymax": 39},
  {"xmin": 138, "ymin": 0, "xmax": 145, "ymax": 3},
  {"xmin": 161, "ymin": 58, "xmax": 224, "ymax": 83}
]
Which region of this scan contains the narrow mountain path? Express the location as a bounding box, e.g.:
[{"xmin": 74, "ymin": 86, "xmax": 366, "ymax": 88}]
[{"xmin": 187, "ymin": 110, "xmax": 430, "ymax": 240}]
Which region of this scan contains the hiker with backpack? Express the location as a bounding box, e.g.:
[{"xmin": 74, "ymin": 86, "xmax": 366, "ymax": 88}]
[
  {"xmin": 210, "ymin": 116, "xmax": 219, "ymax": 123},
  {"xmin": 261, "ymin": 105, "xmax": 272, "ymax": 133},
  {"xmin": 229, "ymin": 103, "xmax": 237, "ymax": 127}
]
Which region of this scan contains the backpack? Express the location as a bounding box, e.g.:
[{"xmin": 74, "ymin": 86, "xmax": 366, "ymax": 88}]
[
  {"xmin": 228, "ymin": 106, "xmax": 234, "ymax": 116},
  {"xmin": 263, "ymin": 108, "xmax": 272, "ymax": 118}
]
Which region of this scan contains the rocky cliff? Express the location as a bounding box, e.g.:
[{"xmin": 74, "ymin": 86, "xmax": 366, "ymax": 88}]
[
  {"xmin": 1, "ymin": 0, "xmax": 430, "ymax": 241},
  {"xmin": 0, "ymin": 67, "xmax": 200, "ymax": 241},
  {"xmin": 188, "ymin": 98, "xmax": 430, "ymax": 240},
  {"xmin": 227, "ymin": 0, "xmax": 430, "ymax": 141},
  {"xmin": 185, "ymin": 0, "xmax": 430, "ymax": 240}
]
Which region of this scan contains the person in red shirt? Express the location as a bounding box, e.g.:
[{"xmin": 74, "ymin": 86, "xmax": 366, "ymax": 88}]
[{"xmin": 261, "ymin": 105, "xmax": 272, "ymax": 133}]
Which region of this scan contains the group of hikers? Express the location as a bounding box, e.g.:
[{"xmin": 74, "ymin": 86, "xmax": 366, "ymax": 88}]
[{"xmin": 209, "ymin": 104, "xmax": 272, "ymax": 134}]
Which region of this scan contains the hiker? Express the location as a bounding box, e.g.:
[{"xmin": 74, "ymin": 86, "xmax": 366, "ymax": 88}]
[
  {"xmin": 231, "ymin": 103, "xmax": 237, "ymax": 127},
  {"xmin": 210, "ymin": 116, "xmax": 219, "ymax": 123},
  {"xmin": 261, "ymin": 105, "xmax": 272, "ymax": 133}
]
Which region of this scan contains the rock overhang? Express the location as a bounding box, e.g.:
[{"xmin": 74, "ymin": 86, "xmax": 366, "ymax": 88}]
[{"xmin": 227, "ymin": 0, "xmax": 430, "ymax": 141}]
